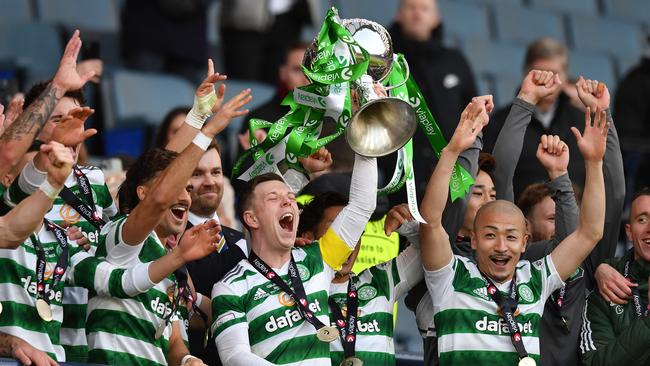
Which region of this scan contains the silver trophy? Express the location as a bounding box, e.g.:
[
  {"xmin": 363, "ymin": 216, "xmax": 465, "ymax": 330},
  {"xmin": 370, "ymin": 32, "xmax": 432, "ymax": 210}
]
[{"xmin": 304, "ymin": 18, "xmax": 418, "ymax": 157}]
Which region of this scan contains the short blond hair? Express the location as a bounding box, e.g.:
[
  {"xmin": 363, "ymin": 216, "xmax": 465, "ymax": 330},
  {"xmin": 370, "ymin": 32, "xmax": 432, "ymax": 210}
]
[{"xmin": 524, "ymin": 38, "xmax": 568, "ymax": 72}]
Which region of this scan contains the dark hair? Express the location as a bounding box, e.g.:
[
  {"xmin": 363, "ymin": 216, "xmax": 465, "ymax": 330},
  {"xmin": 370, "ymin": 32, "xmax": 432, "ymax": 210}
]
[
  {"xmin": 524, "ymin": 38, "xmax": 568, "ymax": 72},
  {"xmin": 236, "ymin": 173, "xmax": 286, "ymax": 230},
  {"xmin": 630, "ymin": 187, "xmax": 650, "ymax": 221},
  {"xmin": 153, "ymin": 106, "xmax": 191, "ymax": 148},
  {"xmin": 517, "ymin": 183, "xmax": 550, "ymax": 218},
  {"xmin": 208, "ymin": 139, "xmax": 221, "ymax": 155},
  {"xmin": 118, "ymin": 148, "xmax": 178, "ymax": 214},
  {"xmin": 24, "ymin": 80, "xmax": 86, "ymax": 108},
  {"xmin": 297, "ymin": 191, "xmax": 348, "ymax": 237},
  {"xmin": 478, "ymin": 152, "xmax": 496, "ymax": 183},
  {"xmin": 285, "ymin": 41, "xmax": 311, "ymax": 64}
]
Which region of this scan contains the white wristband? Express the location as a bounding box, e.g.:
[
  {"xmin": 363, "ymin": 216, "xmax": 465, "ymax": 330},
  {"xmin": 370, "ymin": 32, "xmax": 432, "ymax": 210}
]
[
  {"xmin": 39, "ymin": 179, "xmax": 62, "ymax": 200},
  {"xmin": 192, "ymin": 132, "xmax": 212, "ymax": 151},
  {"xmin": 194, "ymin": 293, "xmax": 203, "ymax": 308},
  {"xmin": 181, "ymin": 354, "xmax": 200, "ymax": 365}
]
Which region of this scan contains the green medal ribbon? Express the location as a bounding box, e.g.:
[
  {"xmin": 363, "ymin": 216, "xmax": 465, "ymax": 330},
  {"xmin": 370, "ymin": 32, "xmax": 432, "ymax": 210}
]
[{"xmin": 389, "ymin": 54, "xmax": 474, "ymax": 201}]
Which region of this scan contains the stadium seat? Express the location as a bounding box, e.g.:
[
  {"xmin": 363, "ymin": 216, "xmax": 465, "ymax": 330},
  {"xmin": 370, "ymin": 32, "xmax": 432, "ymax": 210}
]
[
  {"xmin": 102, "ymin": 69, "xmax": 195, "ymax": 129},
  {"xmin": 0, "ymin": 23, "xmax": 62, "ymax": 86},
  {"xmin": 602, "ymin": 0, "xmax": 650, "ymax": 26},
  {"xmin": 0, "ymin": 0, "xmax": 32, "ymax": 24},
  {"xmin": 494, "ymin": 5, "xmax": 566, "ymax": 44},
  {"xmin": 36, "ymin": 0, "xmax": 120, "ymax": 33},
  {"xmin": 461, "ymin": 39, "xmax": 525, "ymax": 79},
  {"xmin": 569, "ymin": 51, "xmax": 617, "ymax": 93},
  {"xmin": 569, "ymin": 15, "xmax": 643, "ymax": 62},
  {"xmin": 337, "ymin": 0, "xmax": 400, "ymax": 27},
  {"xmin": 438, "ymin": 0, "xmax": 492, "ymax": 42},
  {"xmin": 529, "ymin": 0, "xmax": 598, "ymax": 16}
]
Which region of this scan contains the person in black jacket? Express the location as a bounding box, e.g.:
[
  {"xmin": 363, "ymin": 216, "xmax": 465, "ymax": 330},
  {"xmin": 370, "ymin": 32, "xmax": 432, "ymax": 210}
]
[
  {"xmin": 382, "ymin": 0, "xmax": 477, "ymax": 204},
  {"xmin": 185, "ymin": 140, "xmax": 247, "ymax": 366},
  {"xmin": 483, "ymin": 38, "xmax": 586, "ymax": 201}
]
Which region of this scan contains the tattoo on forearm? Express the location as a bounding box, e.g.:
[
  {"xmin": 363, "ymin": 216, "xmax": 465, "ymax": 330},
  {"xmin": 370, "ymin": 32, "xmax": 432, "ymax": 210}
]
[{"xmin": 0, "ymin": 83, "xmax": 61, "ymax": 143}]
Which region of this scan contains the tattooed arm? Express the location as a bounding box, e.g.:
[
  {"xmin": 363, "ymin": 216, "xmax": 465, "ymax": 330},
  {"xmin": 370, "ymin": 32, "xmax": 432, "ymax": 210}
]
[{"xmin": 0, "ymin": 29, "xmax": 94, "ymax": 179}]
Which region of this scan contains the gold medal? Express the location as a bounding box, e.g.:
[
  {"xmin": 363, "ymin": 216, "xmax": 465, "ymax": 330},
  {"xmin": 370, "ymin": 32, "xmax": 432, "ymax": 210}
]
[
  {"xmin": 154, "ymin": 322, "xmax": 167, "ymax": 340},
  {"xmin": 35, "ymin": 299, "xmax": 52, "ymax": 322},
  {"xmin": 316, "ymin": 326, "xmax": 339, "ymax": 343},
  {"xmin": 518, "ymin": 356, "xmax": 536, "ymax": 366},
  {"xmin": 340, "ymin": 357, "xmax": 363, "ymax": 366}
]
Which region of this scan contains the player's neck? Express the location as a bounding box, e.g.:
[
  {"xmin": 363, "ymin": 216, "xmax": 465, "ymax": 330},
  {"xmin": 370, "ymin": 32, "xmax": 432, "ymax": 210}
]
[{"xmin": 251, "ymin": 240, "xmax": 292, "ymax": 269}]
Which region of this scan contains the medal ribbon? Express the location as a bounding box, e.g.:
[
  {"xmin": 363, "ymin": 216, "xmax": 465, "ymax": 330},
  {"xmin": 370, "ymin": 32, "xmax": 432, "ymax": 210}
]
[
  {"xmin": 58, "ymin": 166, "xmax": 105, "ymax": 229},
  {"xmin": 249, "ymin": 251, "xmax": 328, "ymax": 332},
  {"xmin": 623, "ymin": 260, "xmax": 649, "ymax": 318},
  {"xmin": 34, "ymin": 219, "xmax": 70, "ymax": 304},
  {"xmin": 328, "ymin": 276, "xmax": 359, "ymax": 358},
  {"xmin": 549, "ymin": 285, "xmax": 569, "ymax": 332},
  {"xmin": 481, "ymin": 272, "xmax": 529, "ymax": 359}
]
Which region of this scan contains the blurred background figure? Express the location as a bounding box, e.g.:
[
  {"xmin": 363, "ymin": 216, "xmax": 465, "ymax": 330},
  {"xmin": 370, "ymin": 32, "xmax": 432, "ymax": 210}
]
[{"xmin": 219, "ymin": 0, "xmax": 320, "ymax": 85}]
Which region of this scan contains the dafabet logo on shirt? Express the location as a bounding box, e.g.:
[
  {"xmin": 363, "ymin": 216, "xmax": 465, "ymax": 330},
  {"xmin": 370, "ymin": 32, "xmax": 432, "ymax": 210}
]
[{"xmin": 265, "ymin": 299, "xmax": 322, "ymax": 332}]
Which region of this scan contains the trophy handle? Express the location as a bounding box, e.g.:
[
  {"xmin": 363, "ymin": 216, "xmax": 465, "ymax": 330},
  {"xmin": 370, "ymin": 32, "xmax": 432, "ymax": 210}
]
[{"xmin": 384, "ymin": 57, "xmax": 411, "ymax": 91}]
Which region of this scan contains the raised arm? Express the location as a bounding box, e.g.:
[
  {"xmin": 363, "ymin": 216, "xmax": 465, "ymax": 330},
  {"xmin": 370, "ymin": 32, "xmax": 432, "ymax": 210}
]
[
  {"xmin": 0, "ymin": 142, "xmax": 73, "ymax": 248},
  {"xmin": 121, "ymin": 81, "xmax": 251, "ymax": 245},
  {"xmin": 0, "ymin": 30, "xmax": 93, "ymax": 179},
  {"xmin": 320, "ymin": 154, "xmax": 377, "ymax": 270},
  {"xmin": 551, "ymin": 107, "xmax": 607, "ymax": 280},
  {"xmin": 575, "ymin": 77, "xmax": 625, "ymax": 288},
  {"xmin": 166, "ymin": 59, "xmax": 250, "ymax": 153},
  {"xmin": 420, "ymin": 98, "xmax": 489, "ymax": 271},
  {"xmin": 492, "ymin": 70, "xmax": 562, "ymax": 201}
]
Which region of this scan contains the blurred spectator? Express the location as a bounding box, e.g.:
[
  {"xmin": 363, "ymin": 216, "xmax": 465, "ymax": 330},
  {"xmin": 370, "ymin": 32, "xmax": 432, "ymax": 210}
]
[
  {"xmin": 382, "ymin": 0, "xmax": 477, "ymax": 204},
  {"xmin": 219, "ymin": 0, "xmax": 317, "ymax": 85},
  {"xmin": 238, "ymin": 42, "xmax": 310, "ymax": 155},
  {"xmin": 153, "ymin": 106, "xmax": 191, "ymax": 148},
  {"xmin": 483, "ymin": 38, "xmax": 585, "ymax": 200},
  {"xmin": 155, "ymin": 105, "xmax": 238, "ymax": 226},
  {"xmin": 121, "ymin": 0, "xmax": 207, "ymax": 82},
  {"xmin": 614, "ymin": 33, "xmax": 650, "ymax": 204}
]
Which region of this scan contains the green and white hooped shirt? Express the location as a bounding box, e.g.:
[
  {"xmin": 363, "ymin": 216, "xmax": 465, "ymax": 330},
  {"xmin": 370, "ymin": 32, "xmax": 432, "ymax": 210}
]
[
  {"xmin": 90, "ymin": 216, "xmax": 188, "ymax": 366},
  {"xmin": 4, "ymin": 164, "xmax": 117, "ymax": 363},
  {"xmin": 425, "ymin": 255, "xmax": 564, "ymax": 365},
  {"xmin": 328, "ymin": 244, "xmax": 422, "ymax": 366},
  {"xmin": 0, "ymin": 224, "xmax": 154, "ymax": 362}
]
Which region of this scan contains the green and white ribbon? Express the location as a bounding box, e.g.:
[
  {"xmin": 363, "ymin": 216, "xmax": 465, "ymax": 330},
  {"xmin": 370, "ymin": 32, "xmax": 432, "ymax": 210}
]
[{"xmin": 232, "ymin": 7, "xmax": 473, "ymax": 207}]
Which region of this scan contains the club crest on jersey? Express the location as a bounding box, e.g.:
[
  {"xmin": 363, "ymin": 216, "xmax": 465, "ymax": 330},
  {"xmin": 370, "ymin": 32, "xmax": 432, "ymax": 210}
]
[
  {"xmin": 60, "ymin": 205, "xmax": 81, "ymax": 224},
  {"xmin": 278, "ymin": 292, "xmax": 295, "ymax": 307},
  {"xmin": 357, "ymin": 286, "xmax": 377, "ymax": 301},
  {"xmin": 296, "ymin": 263, "xmax": 310, "ymax": 281},
  {"xmin": 518, "ymin": 284, "xmax": 534, "ymax": 302}
]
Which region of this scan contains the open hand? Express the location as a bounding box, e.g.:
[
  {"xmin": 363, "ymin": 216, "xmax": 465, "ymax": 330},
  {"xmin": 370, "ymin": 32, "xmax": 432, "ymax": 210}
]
[
  {"xmin": 202, "ymin": 88, "xmax": 252, "ymax": 137},
  {"xmin": 575, "ymin": 76, "xmax": 610, "ymax": 111},
  {"xmin": 447, "ymin": 96, "xmax": 490, "ymax": 153},
  {"xmin": 571, "ymin": 107, "xmax": 609, "ymax": 162},
  {"xmin": 536, "ymin": 135, "xmax": 569, "ymax": 180},
  {"xmin": 11, "ymin": 336, "xmax": 59, "ymax": 366},
  {"xmin": 517, "ymin": 70, "xmax": 562, "ymax": 105},
  {"xmin": 50, "ymin": 107, "xmax": 97, "ymax": 147},
  {"xmin": 52, "ymin": 30, "xmax": 95, "ymax": 92},
  {"xmin": 41, "ymin": 141, "xmax": 74, "ymax": 187},
  {"xmin": 177, "ymin": 220, "xmax": 223, "ymax": 262}
]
